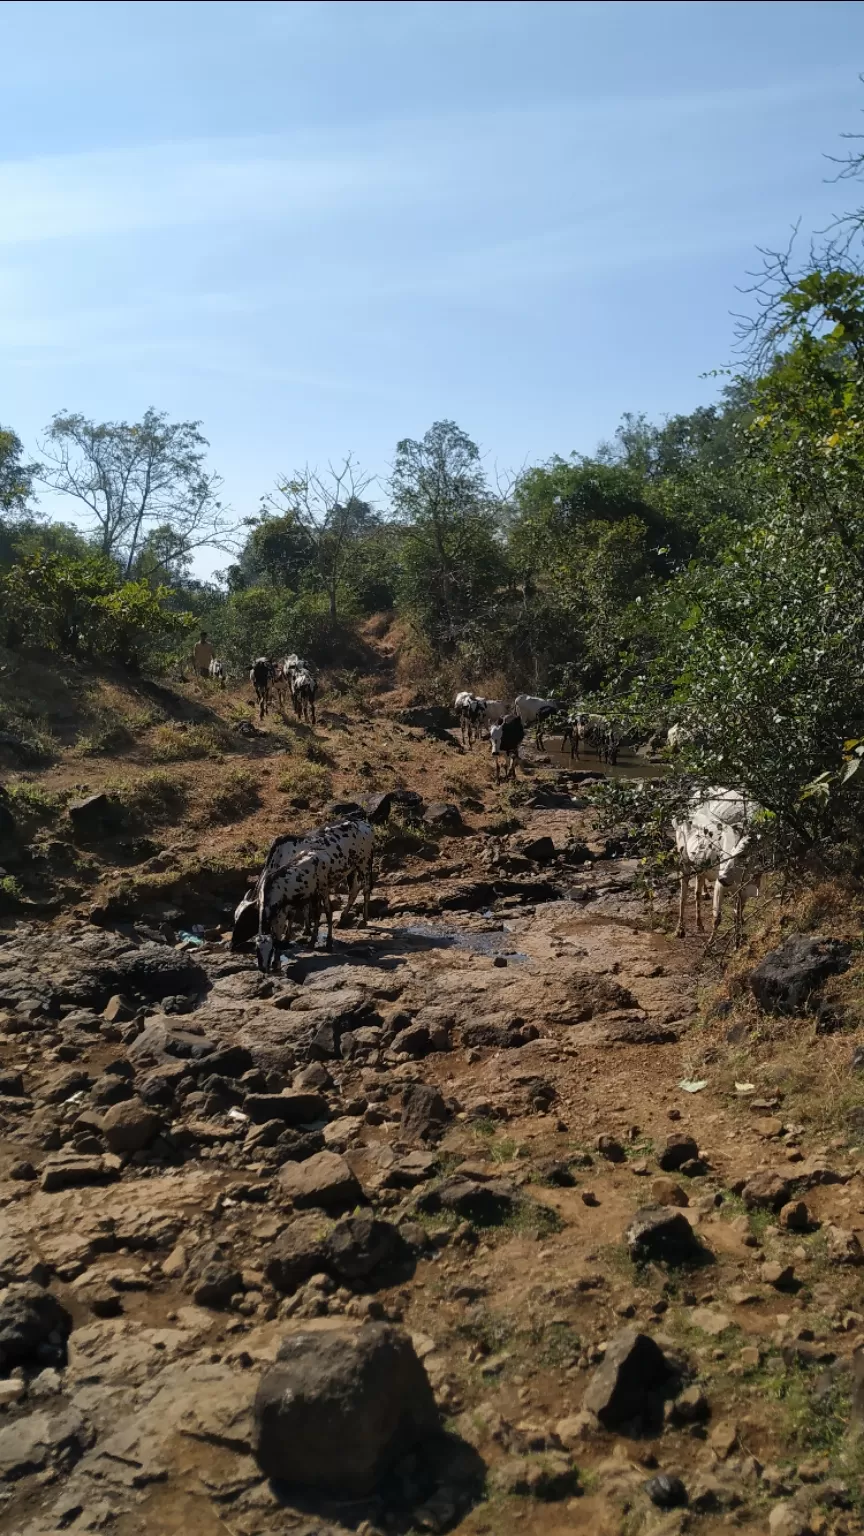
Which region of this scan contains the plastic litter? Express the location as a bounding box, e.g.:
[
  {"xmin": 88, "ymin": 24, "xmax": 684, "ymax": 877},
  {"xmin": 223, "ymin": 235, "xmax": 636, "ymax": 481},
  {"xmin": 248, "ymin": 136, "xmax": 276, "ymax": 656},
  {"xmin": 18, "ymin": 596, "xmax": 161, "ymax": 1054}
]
[
  {"xmin": 177, "ymin": 931, "xmax": 205, "ymax": 946},
  {"xmin": 678, "ymin": 1079, "xmax": 708, "ymax": 1093},
  {"xmin": 735, "ymin": 1082, "xmax": 755, "ymax": 1094},
  {"xmin": 227, "ymin": 1107, "xmax": 249, "ymax": 1123}
]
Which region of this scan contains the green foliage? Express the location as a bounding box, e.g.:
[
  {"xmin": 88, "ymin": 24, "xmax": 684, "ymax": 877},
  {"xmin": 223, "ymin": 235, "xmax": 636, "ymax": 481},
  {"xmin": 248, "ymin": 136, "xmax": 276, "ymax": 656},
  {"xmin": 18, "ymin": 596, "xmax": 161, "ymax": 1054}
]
[
  {"xmin": 0, "ymin": 427, "xmax": 38, "ymax": 516},
  {"xmin": 1, "ymin": 551, "xmax": 194, "ymax": 665}
]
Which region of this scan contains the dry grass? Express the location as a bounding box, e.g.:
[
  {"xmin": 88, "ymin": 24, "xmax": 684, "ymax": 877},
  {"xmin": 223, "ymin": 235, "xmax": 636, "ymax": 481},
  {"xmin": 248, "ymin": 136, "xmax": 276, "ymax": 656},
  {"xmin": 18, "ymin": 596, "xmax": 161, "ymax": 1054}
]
[
  {"xmin": 148, "ymin": 722, "xmax": 228, "ymax": 762},
  {"xmin": 201, "ymin": 767, "xmax": 260, "ymax": 824},
  {"xmin": 276, "ymin": 759, "xmax": 332, "ymax": 805},
  {"xmin": 106, "ymin": 769, "xmax": 189, "ymax": 823}
]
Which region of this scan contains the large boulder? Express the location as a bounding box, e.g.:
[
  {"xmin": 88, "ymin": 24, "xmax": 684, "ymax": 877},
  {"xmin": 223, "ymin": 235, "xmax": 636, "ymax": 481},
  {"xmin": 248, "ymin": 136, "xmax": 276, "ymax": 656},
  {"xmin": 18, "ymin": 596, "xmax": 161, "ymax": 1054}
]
[
  {"xmin": 750, "ymin": 935, "xmax": 852, "ymax": 1014},
  {"xmin": 582, "ymin": 1328, "xmax": 673, "ymax": 1432},
  {"xmin": 253, "ymin": 1323, "xmax": 439, "ymax": 1493},
  {"xmin": 0, "ymin": 1284, "xmax": 73, "ymax": 1372},
  {"xmin": 242, "ymin": 1091, "xmax": 329, "ymax": 1126},
  {"xmin": 277, "ymin": 1151, "xmax": 363, "ymax": 1211},
  {"xmin": 625, "ymin": 1207, "xmax": 703, "ymax": 1265},
  {"xmin": 423, "ymin": 803, "xmax": 463, "ymax": 833},
  {"xmin": 62, "ymin": 943, "xmax": 208, "ymax": 1010},
  {"xmin": 68, "ymin": 792, "xmax": 123, "ymax": 839}
]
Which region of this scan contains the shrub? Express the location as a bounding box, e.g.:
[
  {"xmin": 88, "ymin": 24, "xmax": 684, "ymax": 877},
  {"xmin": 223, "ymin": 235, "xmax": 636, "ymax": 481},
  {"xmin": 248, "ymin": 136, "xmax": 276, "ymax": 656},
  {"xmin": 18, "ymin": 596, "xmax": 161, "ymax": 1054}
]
[
  {"xmin": 108, "ymin": 770, "xmax": 188, "ymax": 822},
  {"xmin": 148, "ymin": 723, "xmax": 226, "ymax": 762},
  {"xmin": 276, "ymin": 760, "xmax": 332, "ymax": 804}
]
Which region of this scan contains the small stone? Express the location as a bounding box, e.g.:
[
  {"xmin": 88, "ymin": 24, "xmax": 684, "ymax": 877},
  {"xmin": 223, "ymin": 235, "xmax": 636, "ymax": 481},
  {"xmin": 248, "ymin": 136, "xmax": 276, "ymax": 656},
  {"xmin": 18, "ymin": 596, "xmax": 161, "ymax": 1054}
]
[
  {"xmin": 825, "ymin": 1225, "xmax": 864, "ymax": 1265},
  {"xmin": 754, "ymin": 1117, "xmax": 784, "ymax": 1137},
  {"xmin": 761, "ymin": 1261, "xmax": 795, "ymax": 1289},
  {"xmin": 741, "ymin": 1170, "xmax": 792, "ymax": 1210},
  {"xmin": 0, "ymin": 1379, "xmax": 25, "ymax": 1408},
  {"xmin": 739, "ymin": 1345, "xmax": 761, "ymax": 1369},
  {"xmin": 581, "ymin": 1190, "xmax": 599, "ymax": 1207},
  {"xmin": 658, "ymin": 1134, "xmax": 699, "ymax": 1172},
  {"xmin": 768, "ymin": 1501, "xmax": 812, "ymax": 1536},
  {"xmin": 779, "ymin": 1201, "xmax": 810, "ymax": 1232},
  {"xmin": 596, "ymin": 1135, "xmax": 625, "ymax": 1163},
  {"xmin": 669, "ymin": 1385, "xmax": 710, "ymax": 1424},
  {"xmin": 100, "ymin": 1098, "xmax": 161, "ymax": 1154},
  {"xmin": 651, "ymin": 1177, "xmax": 688, "ymax": 1207},
  {"xmin": 644, "ymin": 1473, "xmax": 688, "ymax": 1509},
  {"xmin": 709, "ymin": 1420, "xmax": 738, "ymax": 1459},
  {"xmin": 625, "ymin": 1206, "xmax": 702, "ymax": 1264},
  {"xmin": 102, "ymin": 994, "xmax": 136, "ymax": 1024}
]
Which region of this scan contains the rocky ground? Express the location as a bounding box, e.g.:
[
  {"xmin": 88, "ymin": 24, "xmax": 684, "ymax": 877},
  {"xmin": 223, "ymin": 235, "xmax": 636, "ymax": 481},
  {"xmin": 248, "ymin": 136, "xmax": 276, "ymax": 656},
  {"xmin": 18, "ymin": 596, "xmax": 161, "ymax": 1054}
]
[{"xmin": 2, "ymin": 642, "xmax": 864, "ymax": 1536}]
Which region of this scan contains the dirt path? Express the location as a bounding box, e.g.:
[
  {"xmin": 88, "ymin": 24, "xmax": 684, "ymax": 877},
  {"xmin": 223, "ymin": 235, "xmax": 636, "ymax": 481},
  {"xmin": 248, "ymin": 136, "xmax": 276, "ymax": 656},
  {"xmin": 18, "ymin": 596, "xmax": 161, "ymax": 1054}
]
[{"xmin": 1, "ymin": 649, "xmax": 864, "ymax": 1535}]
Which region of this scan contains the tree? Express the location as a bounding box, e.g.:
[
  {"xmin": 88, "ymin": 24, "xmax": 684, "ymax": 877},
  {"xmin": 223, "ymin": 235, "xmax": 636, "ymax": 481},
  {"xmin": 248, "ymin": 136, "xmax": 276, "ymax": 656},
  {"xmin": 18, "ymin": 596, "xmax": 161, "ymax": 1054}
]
[
  {"xmin": 38, "ymin": 408, "xmax": 235, "ymax": 577},
  {"xmin": 260, "ymin": 455, "xmax": 374, "ymax": 622},
  {"xmin": 390, "ymin": 420, "xmax": 507, "ymax": 651},
  {"xmin": 0, "ymin": 426, "xmax": 38, "ymax": 517}
]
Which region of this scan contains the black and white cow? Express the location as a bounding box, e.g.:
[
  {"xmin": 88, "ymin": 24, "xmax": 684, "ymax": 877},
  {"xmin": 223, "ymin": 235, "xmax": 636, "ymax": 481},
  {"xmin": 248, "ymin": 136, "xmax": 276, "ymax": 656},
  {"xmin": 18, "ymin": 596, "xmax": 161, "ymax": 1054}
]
[
  {"xmin": 232, "ymin": 814, "xmax": 374, "ymax": 953},
  {"xmin": 256, "ymin": 849, "xmax": 336, "ymax": 970},
  {"xmin": 208, "ymin": 658, "xmax": 227, "ymax": 689},
  {"xmin": 290, "ymin": 667, "xmax": 317, "ymax": 725},
  {"xmin": 490, "ymin": 713, "xmax": 525, "ymax": 783}
]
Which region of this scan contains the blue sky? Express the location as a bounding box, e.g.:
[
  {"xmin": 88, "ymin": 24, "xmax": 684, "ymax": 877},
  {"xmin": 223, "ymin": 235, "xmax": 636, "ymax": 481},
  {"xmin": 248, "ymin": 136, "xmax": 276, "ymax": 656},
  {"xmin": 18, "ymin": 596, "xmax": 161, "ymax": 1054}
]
[{"xmin": 3, "ymin": 0, "xmax": 864, "ymax": 574}]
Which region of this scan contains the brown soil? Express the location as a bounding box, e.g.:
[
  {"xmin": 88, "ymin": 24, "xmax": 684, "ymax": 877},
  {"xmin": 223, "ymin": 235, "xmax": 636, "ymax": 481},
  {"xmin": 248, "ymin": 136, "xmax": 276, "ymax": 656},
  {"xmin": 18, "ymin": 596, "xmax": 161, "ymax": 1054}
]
[{"xmin": 1, "ymin": 625, "xmax": 864, "ymax": 1536}]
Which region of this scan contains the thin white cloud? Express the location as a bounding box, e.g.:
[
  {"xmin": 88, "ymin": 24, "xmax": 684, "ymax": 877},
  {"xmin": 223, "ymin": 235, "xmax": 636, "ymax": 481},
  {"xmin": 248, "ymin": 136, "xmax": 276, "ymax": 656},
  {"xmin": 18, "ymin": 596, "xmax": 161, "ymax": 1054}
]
[{"xmin": 0, "ymin": 136, "xmax": 413, "ymax": 246}]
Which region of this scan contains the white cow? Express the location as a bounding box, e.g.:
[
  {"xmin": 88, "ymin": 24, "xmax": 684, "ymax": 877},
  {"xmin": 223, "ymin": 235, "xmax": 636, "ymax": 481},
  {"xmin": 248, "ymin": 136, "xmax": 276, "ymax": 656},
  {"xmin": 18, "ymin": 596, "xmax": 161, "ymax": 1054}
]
[
  {"xmin": 514, "ymin": 694, "xmax": 562, "ymax": 749},
  {"xmin": 667, "ymin": 724, "xmax": 692, "ymax": 751},
  {"xmin": 673, "ymin": 788, "xmax": 762, "ymax": 941}
]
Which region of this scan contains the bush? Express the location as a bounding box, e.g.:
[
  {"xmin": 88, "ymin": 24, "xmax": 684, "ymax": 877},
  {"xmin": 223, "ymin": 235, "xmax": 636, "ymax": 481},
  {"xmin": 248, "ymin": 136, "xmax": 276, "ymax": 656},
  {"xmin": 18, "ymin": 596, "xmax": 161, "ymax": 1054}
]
[
  {"xmin": 148, "ymin": 723, "xmax": 226, "ymax": 762},
  {"xmin": 1, "ymin": 552, "xmax": 194, "ymax": 666},
  {"xmin": 276, "ymin": 759, "xmax": 332, "ymax": 804}
]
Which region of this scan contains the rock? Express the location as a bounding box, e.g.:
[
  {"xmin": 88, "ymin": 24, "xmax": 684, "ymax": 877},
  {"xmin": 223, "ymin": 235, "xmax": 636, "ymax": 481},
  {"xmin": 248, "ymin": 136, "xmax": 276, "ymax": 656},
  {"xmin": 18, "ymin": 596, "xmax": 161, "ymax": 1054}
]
[
  {"xmin": 265, "ymin": 1214, "xmax": 333, "ymax": 1294},
  {"xmin": 187, "ymin": 1244, "xmax": 243, "ymax": 1309},
  {"xmin": 0, "ymin": 1070, "xmax": 25, "ymax": 1096},
  {"xmin": 494, "ymin": 1453, "xmax": 579, "ymax": 1500},
  {"xmin": 669, "ymin": 1385, "xmax": 710, "ymax": 1424},
  {"xmin": 41, "ymin": 1153, "xmax": 118, "ymax": 1192},
  {"xmin": 780, "ymin": 1200, "xmax": 810, "ymax": 1231},
  {"xmin": 324, "ymin": 1216, "xmax": 405, "ymax": 1281},
  {"xmin": 582, "ymin": 1328, "xmax": 673, "ymax": 1431},
  {"xmin": 90, "ymin": 1071, "xmax": 135, "ymax": 1107},
  {"xmin": 0, "ymin": 1406, "xmax": 88, "ymax": 1478},
  {"xmin": 277, "ymin": 1151, "xmax": 363, "ymax": 1211},
  {"xmin": 741, "ymin": 1170, "xmax": 792, "ymax": 1210},
  {"xmin": 253, "ymin": 1322, "xmax": 439, "ymax": 1494},
  {"xmin": 423, "ymin": 803, "xmax": 463, "ymax": 832},
  {"xmin": 689, "ymin": 1474, "xmax": 741, "ymax": 1513},
  {"xmin": 521, "ymin": 836, "xmax": 557, "ymax": 864},
  {"xmin": 709, "ymin": 1420, "xmax": 738, "ymax": 1458},
  {"xmin": 644, "ymin": 1473, "xmax": 688, "ymax": 1509},
  {"xmin": 128, "ymin": 1019, "xmax": 216, "ymax": 1066},
  {"xmin": 768, "ymin": 1502, "xmax": 812, "ymax": 1536},
  {"xmin": 0, "ymin": 1379, "xmax": 24, "ymax": 1408},
  {"xmin": 754, "ymin": 1116, "xmax": 784, "ymax": 1137},
  {"xmin": 761, "ymin": 1261, "xmax": 795, "ymax": 1288},
  {"xmin": 625, "ymin": 1207, "xmax": 702, "ymax": 1264},
  {"xmin": 825, "ymin": 1225, "xmax": 864, "ymax": 1265},
  {"xmin": 596, "ymin": 1135, "xmax": 626, "ymax": 1163},
  {"xmin": 66, "ymin": 942, "xmax": 207, "ymax": 1010},
  {"xmin": 555, "ymin": 1412, "xmax": 594, "ymax": 1447},
  {"xmin": 100, "ymin": 1098, "xmax": 161, "ymax": 1154},
  {"xmin": 68, "ymin": 792, "xmax": 121, "ymax": 838},
  {"xmin": 0, "ymin": 1284, "xmax": 72, "ymax": 1371},
  {"xmin": 651, "ymin": 1177, "xmax": 688, "ymax": 1207},
  {"xmin": 658, "ymin": 1134, "xmax": 699, "ymax": 1172},
  {"xmin": 400, "ymin": 1083, "xmax": 449, "ymax": 1143},
  {"xmin": 750, "ymin": 935, "xmax": 852, "ymax": 1015},
  {"xmin": 243, "ymin": 1091, "xmax": 329, "ymax": 1125},
  {"xmin": 429, "ymin": 1176, "xmax": 515, "ymax": 1225},
  {"xmin": 102, "ymin": 993, "xmax": 136, "ymax": 1024},
  {"xmin": 390, "ymin": 1024, "xmax": 434, "ymax": 1058}
]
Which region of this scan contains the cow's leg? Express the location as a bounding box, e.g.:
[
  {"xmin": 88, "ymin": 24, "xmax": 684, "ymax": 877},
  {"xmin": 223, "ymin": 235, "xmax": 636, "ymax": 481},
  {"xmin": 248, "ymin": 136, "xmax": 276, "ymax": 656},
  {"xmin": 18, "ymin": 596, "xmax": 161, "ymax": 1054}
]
[
  {"xmin": 322, "ymin": 887, "xmax": 334, "ymax": 952},
  {"xmin": 676, "ymin": 869, "xmax": 688, "ymax": 937},
  {"xmin": 695, "ymin": 872, "xmax": 707, "ymax": 933}
]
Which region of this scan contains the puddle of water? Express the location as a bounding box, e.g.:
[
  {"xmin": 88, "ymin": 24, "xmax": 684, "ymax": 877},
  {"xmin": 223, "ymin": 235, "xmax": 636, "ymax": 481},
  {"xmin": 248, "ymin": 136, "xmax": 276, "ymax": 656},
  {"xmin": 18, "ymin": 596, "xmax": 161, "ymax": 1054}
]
[
  {"xmin": 402, "ymin": 921, "xmax": 528, "ymax": 962},
  {"xmin": 543, "ymin": 740, "xmax": 669, "ymax": 781}
]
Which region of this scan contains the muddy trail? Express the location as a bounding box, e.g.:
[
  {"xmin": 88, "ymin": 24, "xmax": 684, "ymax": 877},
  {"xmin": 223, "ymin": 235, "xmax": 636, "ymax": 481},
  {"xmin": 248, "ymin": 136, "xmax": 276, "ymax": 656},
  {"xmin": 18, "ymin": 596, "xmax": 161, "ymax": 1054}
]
[{"xmin": 1, "ymin": 650, "xmax": 864, "ymax": 1536}]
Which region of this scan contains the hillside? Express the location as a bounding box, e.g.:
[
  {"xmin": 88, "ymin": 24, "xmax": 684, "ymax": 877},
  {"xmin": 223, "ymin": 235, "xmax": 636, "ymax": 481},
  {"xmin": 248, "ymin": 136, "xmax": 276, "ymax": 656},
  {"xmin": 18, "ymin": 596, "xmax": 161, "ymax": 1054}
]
[{"xmin": 1, "ymin": 632, "xmax": 864, "ymax": 1536}]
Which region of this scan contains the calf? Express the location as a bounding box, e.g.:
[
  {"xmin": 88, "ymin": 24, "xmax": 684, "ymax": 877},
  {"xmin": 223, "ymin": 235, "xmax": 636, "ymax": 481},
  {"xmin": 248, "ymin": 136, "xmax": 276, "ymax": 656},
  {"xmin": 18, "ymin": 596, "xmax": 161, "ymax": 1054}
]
[
  {"xmin": 208, "ymin": 658, "xmax": 227, "ymax": 689},
  {"xmin": 256, "ymin": 850, "xmax": 335, "ymax": 971},
  {"xmin": 673, "ymin": 787, "xmax": 762, "ymax": 943},
  {"xmin": 455, "ymin": 691, "xmax": 478, "ymax": 747},
  {"xmin": 250, "ymin": 657, "xmax": 274, "ymax": 720},
  {"xmin": 291, "ymin": 667, "xmax": 317, "ymax": 725},
  {"xmin": 514, "ymin": 693, "xmax": 562, "ymax": 750},
  {"xmin": 490, "ymin": 712, "xmax": 525, "ymax": 783}
]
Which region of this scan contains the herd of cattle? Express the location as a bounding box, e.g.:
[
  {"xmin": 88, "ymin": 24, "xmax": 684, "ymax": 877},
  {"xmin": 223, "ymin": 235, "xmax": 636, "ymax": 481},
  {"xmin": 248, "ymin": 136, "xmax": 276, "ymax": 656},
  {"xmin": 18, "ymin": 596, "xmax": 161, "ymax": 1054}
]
[{"xmin": 192, "ymin": 658, "xmax": 762, "ymax": 960}]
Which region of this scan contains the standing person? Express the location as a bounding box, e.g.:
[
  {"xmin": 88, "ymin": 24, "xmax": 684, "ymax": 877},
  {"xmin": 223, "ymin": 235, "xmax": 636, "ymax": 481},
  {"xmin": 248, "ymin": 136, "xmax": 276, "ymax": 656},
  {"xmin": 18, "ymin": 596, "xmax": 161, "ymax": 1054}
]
[{"xmin": 192, "ymin": 632, "xmax": 215, "ymax": 677}]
